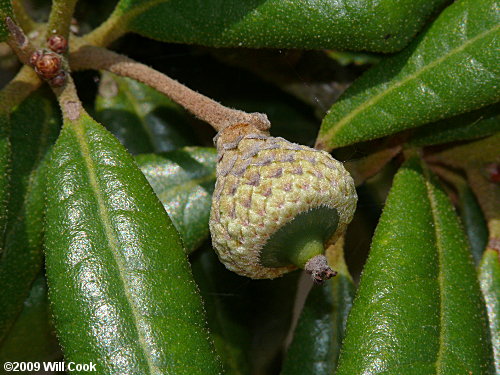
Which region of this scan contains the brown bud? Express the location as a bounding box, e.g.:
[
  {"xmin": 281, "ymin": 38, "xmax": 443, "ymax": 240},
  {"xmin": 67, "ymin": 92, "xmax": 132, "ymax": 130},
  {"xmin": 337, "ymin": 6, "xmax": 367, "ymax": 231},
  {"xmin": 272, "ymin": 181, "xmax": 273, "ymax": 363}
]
[
  {"xmin": 49, "ymin": 71, "xmax": 67, "ymax": 87},
  {"xmin": 34, "ymin": 51, "xmax": 62, "ymax": 79},
  {"xmin": 47, "ymin": 35, "xmax": 68, "ymax": 54},
  {"xmin": 29, "ymin": 50, "xmax": 43, "ymax": 67}
]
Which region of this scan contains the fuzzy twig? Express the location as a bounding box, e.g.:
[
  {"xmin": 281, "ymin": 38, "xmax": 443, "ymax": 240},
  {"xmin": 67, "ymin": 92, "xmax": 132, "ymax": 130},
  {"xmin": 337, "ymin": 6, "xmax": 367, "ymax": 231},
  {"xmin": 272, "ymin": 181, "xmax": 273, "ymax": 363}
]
[
  {"xmin": 345, "ymin": 144, "xmax": 402, "ymax": 186},
  {"xmin": 52, "ymin": 73, "xmax": 83, "ymax": 122},
  {"xmin": 426, "ymin": 133, "xmax": 500, "ymax": 168},
  {"xmin": 12, "ymin": 0, "xmax": 37, "ymax": 33},
  {"xmin": 46, "ymin": 0, "xmax": 78, "ymax": 42},
  {"xmin": 465, "ymin": 167, "xmax": 500, "ymax": 239},
  {"xmin": 5, "ymin": 16, "xmax": 36, "ymax": 64},
  {"xmin": 70, "ymin": 45, "xmax": 270, "ymax": 132},
  {"xmin": 0, "ymin": 65, "xmax": 41, "ymax": 114}
]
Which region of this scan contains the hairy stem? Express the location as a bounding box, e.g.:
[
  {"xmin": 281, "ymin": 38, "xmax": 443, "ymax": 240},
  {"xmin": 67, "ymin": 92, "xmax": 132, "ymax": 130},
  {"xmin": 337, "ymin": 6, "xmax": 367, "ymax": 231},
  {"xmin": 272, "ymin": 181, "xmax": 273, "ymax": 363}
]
[
  {"xmin": 70, "ymin": 45, "xmax": 270, "ymax": 132},
  {"xmin": 12, "ymin": 0, "xmax": 37, "ymax": 33},
  {"xmin": 427, "ymin": 133, "xmax": 500, "ymax": 168},
  {"xmin": 0, "ymin": 65, "xmax": 41, "ymax": 114},
  {"xmin": 46, "ymin": 0, "xmax": 78, "ymax": 41},
  {"xmin": 429, "ymin": 165, "xmax": 466, "ymax": 189},
  {"xmin": 466, "ymin": 167, "xmax": 500, "ymax": 239},
  {"xmin": 52, "ymin": 73, "xmax": 83, "ymax": 122},
  {"xmin": 5, "ymin": 17, "xmax": 36, "ymax": 64},
  {"xmin": 345, "ymin": 144, "xmax": 402, "ymax": 186},
  {"xmin": 82, "ymin": 9, "xmax": 127, "ymax": 47},
  {"xmin": 83, "ymin": 1, "xmax": 164, "ymax": 47}
]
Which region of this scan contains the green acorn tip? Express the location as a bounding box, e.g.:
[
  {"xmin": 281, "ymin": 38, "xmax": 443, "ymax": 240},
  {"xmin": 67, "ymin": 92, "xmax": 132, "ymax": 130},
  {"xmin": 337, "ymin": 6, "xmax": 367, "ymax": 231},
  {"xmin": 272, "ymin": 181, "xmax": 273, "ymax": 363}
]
[{"xmin": 281, "ymin": 236, "xmax": 336, "ymax": 283}]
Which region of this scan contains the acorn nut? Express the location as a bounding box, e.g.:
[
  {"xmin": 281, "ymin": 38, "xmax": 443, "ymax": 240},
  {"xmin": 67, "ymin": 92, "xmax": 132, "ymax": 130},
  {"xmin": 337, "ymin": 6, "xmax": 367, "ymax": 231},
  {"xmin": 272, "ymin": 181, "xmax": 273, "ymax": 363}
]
[{"xmin": 209, "ymin": 124, "xmax": 357, "ymax": 282}]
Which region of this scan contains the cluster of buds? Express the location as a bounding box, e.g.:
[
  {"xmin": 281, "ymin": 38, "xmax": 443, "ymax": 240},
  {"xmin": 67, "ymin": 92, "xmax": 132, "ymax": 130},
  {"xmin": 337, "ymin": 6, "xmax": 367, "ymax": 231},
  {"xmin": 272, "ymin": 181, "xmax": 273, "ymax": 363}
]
[{"xmin": 29, "ymin": 35, "xmax": 68, "ymax": 87}]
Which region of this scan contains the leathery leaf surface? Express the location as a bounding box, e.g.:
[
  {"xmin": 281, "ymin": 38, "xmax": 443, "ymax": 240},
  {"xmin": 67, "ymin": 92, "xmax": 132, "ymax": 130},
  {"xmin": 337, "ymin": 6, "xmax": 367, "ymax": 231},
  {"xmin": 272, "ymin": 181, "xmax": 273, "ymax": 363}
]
[
  {"xmin": 44, "ymin": 113, "xmax": 222, "ymax": 374},
  {"xmin": 336, "ymin": 157, "xmax": 493, "ymax": 374},
  {"xmin": 317, "ymin": 0, "xmax": 500, "ymax": 150},
  {"xmin": 112, "ymin": 0, "xmax": 448, "ymax": 52}
]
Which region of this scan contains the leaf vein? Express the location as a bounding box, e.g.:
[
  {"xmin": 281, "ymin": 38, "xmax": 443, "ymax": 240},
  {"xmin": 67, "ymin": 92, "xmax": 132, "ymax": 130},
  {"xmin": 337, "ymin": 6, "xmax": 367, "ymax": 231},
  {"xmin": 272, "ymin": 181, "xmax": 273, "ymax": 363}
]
[{"xmin": 73, "ymin": 122, "xmax": 158, "ymax": 374}]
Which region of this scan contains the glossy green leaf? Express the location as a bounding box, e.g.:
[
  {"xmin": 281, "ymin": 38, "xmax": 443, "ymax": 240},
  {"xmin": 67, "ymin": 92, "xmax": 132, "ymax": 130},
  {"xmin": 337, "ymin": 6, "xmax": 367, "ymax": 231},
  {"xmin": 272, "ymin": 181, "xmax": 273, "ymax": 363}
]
[
  {"xmin": 281, "ymin": 245, "xmax": 355, "ymax": 375},
  {"xmin": 95, "ymin": 72, "xmax": 197, "ymax": 155},
  {"xmin": 410, "ymin": 103, "xmax": 500, "ymax": 147},
  {"xmin": 479, "ymin": 248, "xmax": 500, "ymax": 374},
  {"xmin": 191, "ymin": 247, "xmax": 253, "ymax": 375},
  {"xmin": 0, "ymin": 91, "xmax": 59, "ymax": 344},
  {"xmin": 0, "ymin": 274, "xmax": 61, "ymax": 363},
  {"xmin": 458, "ymin": 184, "xmax": 488, "ymax": 265},
  {"xmin": 336, "ymin": 157, "xmax": 494, "ymax": 374},
  {"xmin": 45, "ymin": 113, "xmax": 222, "ymax": 374},
  {"xmin": 136, "ymin": 147, "xmax": 217, "ymax": 253},
  {"xmin": 317, "ymin": 0, "xmax": 500, "ymax": 151},
  {"xmin": 113, "ymin": 0, "xmax": 448, "ymax": 52},
  {"xmin": 0, "ymin": 0, "xmax": 12, "ymax": 42}
]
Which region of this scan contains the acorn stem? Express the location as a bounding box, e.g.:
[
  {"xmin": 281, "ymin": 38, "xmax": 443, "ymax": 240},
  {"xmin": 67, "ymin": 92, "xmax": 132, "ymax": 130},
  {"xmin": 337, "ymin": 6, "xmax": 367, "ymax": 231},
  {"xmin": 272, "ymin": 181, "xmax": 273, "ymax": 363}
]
[{"xmin": 70, "ymin": 45, "xmax": 271, "ymax": 132}]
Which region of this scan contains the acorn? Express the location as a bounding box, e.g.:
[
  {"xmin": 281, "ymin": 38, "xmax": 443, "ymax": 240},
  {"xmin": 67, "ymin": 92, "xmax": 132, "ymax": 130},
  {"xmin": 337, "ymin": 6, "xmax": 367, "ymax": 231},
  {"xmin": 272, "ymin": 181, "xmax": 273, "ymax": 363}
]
[{"xmin": 209, "ymin": 124, "xmax": 357, "ymax": 282}]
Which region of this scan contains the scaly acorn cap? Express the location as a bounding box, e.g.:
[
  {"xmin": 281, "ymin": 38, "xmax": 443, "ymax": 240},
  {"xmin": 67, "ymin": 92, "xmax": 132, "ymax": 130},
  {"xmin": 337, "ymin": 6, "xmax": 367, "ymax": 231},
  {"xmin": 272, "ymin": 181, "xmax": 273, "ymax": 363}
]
[{"xmin": 209, "ymin": 124, "xmax": 357, "ymax": 281}]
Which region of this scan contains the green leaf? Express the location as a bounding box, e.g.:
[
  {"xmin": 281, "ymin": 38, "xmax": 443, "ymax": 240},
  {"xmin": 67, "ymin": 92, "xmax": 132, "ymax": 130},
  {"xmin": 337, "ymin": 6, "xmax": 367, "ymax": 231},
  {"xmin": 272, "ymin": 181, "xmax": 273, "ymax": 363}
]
[
  {"xmin": 0, "ymin": 274, "xmax": 61, "ymax": 363},
  {"xmin": 479, "ymin": 248, "xmax": 500, "ymax": 374},
  {"xmin": 191, "ymin": 247, "xmax": 253, "ymax": 375},
  {"xmin": 95, "ymin": 72, "xmax": 197, "ymax": 155},
  {"xmin": 281, "ymin": 244, "xmax": 355, "ymax": 375},
  {"xmin": 45, "ymin": 113, "xmax": 222, "ymax": 374},
  {"xmin": 113, "ymin": 0, "xmax": 448, "ymax": 52},
  {"xmin": 336, "ymin": 157, "xmax": 494, "ymax": 374},
  {"xmin": 458, "ymin": 184, "xmax": 488, "ymax": 265},
  {"xmin": 317, "ymin": 0, "xmax": 500, "ymax": 151},
  {"xmin": 409, "ymin": 103, "xmax": 500, "ymax": 147},
  {"xmin": 0, "ymin": 91, "xmax": 59, "ymax": 344},
  {"xmin": 0, "ymin": 0, "xmax": 13, "ymax": 42},
  {"xmin": 136, "ymin": 147, "xmax": 217, "ymax": 253}
]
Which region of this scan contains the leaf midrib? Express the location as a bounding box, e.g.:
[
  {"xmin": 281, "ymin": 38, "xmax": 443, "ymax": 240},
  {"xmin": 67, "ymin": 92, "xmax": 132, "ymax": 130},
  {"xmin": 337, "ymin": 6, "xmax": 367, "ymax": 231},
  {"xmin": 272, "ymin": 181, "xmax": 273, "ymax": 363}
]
[
  {"xmin": 323, "ymin": 24, "xmax": 500, "ymax": 144},
  {"xmin": 72, "ymin": 120, "xmax": 158, "ymax": 374},
  {"xmin": 424, "ymin": 177, "xmax": 445, "ymax": 374}
]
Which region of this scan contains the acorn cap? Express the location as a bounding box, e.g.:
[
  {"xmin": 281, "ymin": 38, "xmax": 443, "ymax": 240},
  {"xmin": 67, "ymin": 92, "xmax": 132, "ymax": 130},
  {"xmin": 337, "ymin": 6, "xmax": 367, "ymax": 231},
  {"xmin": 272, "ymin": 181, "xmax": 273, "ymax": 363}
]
[{"xmin": 209, "ymin": 124, "xmax": 357, "ymax": 279}]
